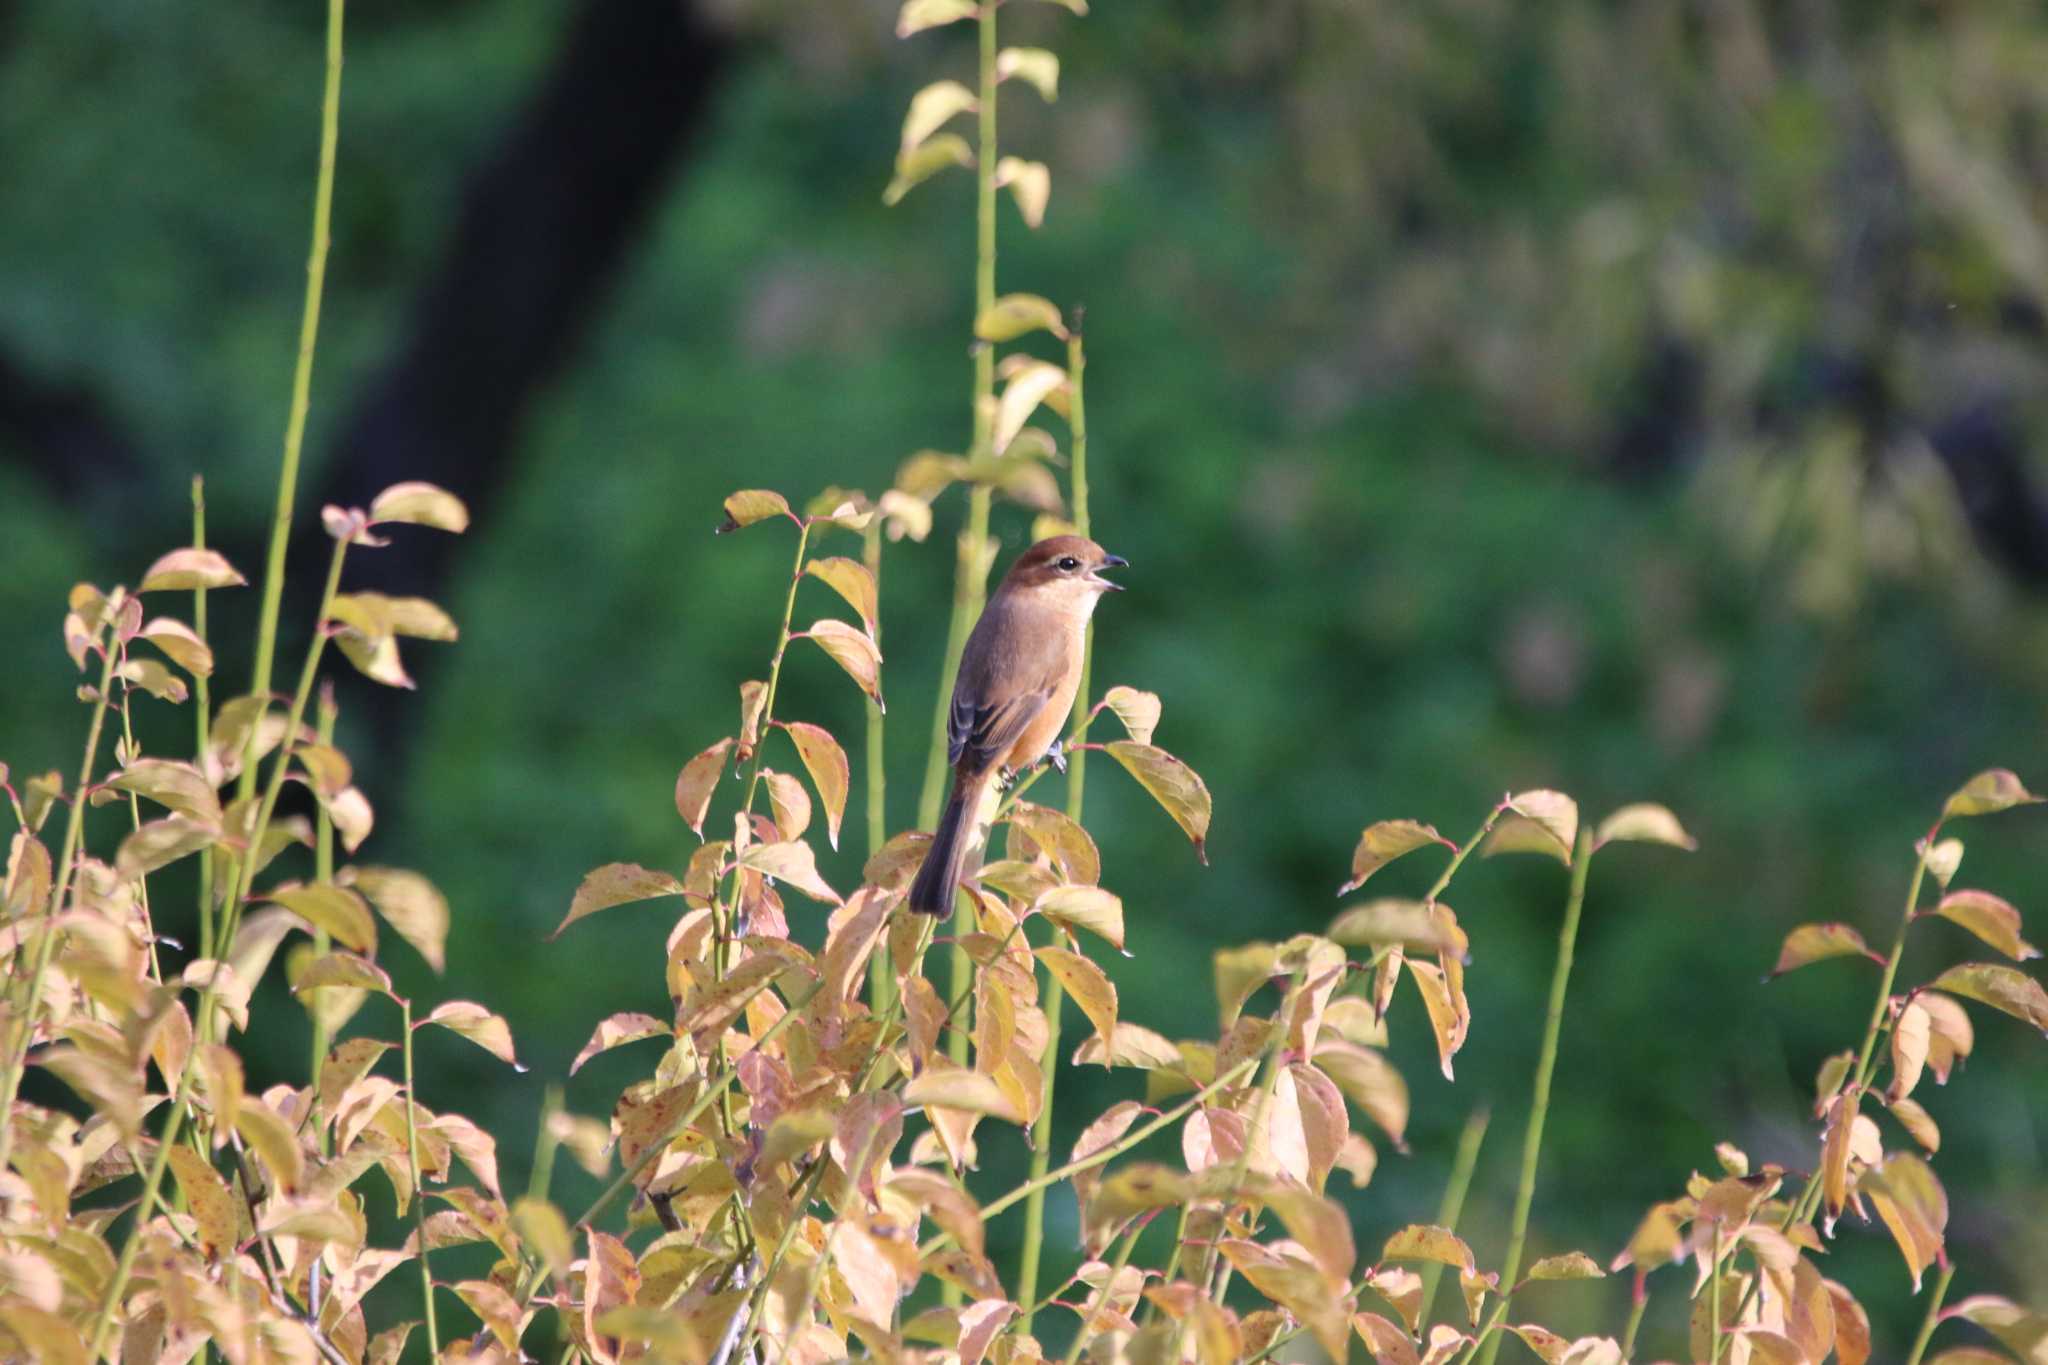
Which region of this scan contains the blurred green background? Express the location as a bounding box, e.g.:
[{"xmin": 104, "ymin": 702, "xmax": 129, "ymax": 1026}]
[{"xmin": 5, "ymin": 0, "xmax": 2048, "ymax": 1355}]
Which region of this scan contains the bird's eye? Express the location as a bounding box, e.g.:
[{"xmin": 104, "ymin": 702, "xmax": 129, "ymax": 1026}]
[{"xmin": 1057, "ymin": 556, "xmax": 1080, "ymax": 572}]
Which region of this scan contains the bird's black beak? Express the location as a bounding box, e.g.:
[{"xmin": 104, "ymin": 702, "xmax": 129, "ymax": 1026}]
[{"xmin": 1092, "ymin": 553, "xmax": 1129, "ymax": 590}]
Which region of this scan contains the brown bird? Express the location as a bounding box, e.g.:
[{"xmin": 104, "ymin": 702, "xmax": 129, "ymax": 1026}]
[{"xmin": 907, "ymin": 535, "xmax": 1128, "ymax": 915}]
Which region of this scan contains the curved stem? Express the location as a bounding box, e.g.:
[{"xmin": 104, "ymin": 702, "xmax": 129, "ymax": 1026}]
[{"xmin": 1472, "ymin": 825, "xmax": 1593, "ymax": 1365}]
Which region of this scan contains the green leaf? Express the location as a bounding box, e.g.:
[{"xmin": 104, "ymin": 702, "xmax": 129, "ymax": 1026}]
[
  {"xmin": 549, "ymin": 862, "xmax": 686, "ymax": 940},
  {"xmin": 715, "ymin": 489, "xmax": 793, "ymax": 533},
  {"xmin": 1105, "ymin": 740, "xmax": 1212, "ymax": 864},
  {"xmin": 1941, "ymin": 769, "xmax": 2042, "ymax": 821},
  {"xmin": 263, "ymin": 882, "xmax": 377, "ymax": 954},
  {"xmin": 900, "ymin": 79, "xmax": 977, "ymax": 151},
  {"xmin": 138, "ymin": 548, "xmax": 247, "ymax": 592},
  {"xmin": 1926, "ymin": 962, "xmax": 2048, "ymax": 1033},
  {"xmin": 369, "ymin": 481, "xmax": 470, "ymax": 532},
  {"xmin": 974, "ymin": 293, "xmax": 1066, "ymax": 343},
  {"xmin": 1770, "ymin": 922, "xmax": 1879, "ymax": 976},
  {"xmin": 895, "ymin": 0, "xmax": 976, "ymax": 37},
  {"xmin": 884, "ymin": 134, "xmax": 972, "ymax": 206},
  {"xmin": 995, "ymin": 47, "xmax": 1059, "ymax": 101},
  {"xmin": 1922, "ymin": 889, "xmax": 2040, "ymax": 961}
]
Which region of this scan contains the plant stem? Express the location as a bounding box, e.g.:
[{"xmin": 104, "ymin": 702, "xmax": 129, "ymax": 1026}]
[
  {"xmin": 1063, "ymin": 1214, "xmax": 1144, "ymax": 1365},
  {"xmin": 864, "ymin": 515, "xmax": 893, "ymax": 1015},
  {"xmin": 401, "ymin": 998, "xmax": 440, "ymax": 1356},
  {"xmin": 1620, "ymin": 1284, "xmax": 1649, "ymax": 1358},
  {"xmin": 1903, "ymin": 1263, "xmax": 1956, "ymax": 1365},
  {"xmin": 0, "ymin": 640, "xmax": 118, "ymax": 1175},
  {"xmin": 192, "ymin": 476, "xmax": 216, "ymax": 964},
  {"xmin": 1017, "ymin": 331, "xmax": 1091, "ymax": 1331},
  {"xmin": 114, "ymin": 686, "xmax": 164, "ymax": 983},
  {"xmin": 87, "ymin": 539, "xmax": 349, "ymax": 1358},
  {"xmin": 241, "ymin": 0, "xmax": 345, "ymax": 804},
  {"xmin": 1417, "ymin": 1107, "xmax": 1491, "ymax": 1329},
  {"xmin": 917, "ymin": 1056, "xmax": 1259, "ymax": 1257},
  {"xmin": 1472, "ymin": 825, "xmax": 1594, "ymax": 1365},
  {"xmin": 308, "ymin": 683, "xmax": 338, "ymax": 1153}
]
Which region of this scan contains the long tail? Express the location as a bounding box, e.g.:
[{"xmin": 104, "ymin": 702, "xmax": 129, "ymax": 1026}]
[{"xmin": 908, "ymin": 775, "xmax": 978, "ymax": 915}]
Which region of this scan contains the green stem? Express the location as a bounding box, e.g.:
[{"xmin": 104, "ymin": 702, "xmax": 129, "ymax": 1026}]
[
  {"xmin": 1902, "ymin": 1263, "xmax": 1956, "ymax": 1365},
  {"xmin": 1620, "ymin": 1285, "xmax": 1649, "ymax": 1358},
  {"xmin": 1063, "ymin": 1215, "xmax": 1144, "ymax": 1365},
  {"xmin": 1017, "ymin": 332, "xmax": 1090, "ymax": 1331},
  {"xmin": 1416, "ymin": 1107, "xmax": 1491, "ymax": 1330},
  {"xmin": 192, "ymin": 476, "xmax": 216, "ymax": 964},
  {"xmin": 0, "ymin": 640, "xmax": 118, "ymax": 1176},
  {"xmin": 918, "ymin": 1057, "xmax": 1259, "ymax": 1258},
  {"xmin": 308, "ymin": 684, "xmax": 338, "ymax": 1152},
  {"xmin": 864, "ymin": 515, "xmax": 893, "ymax": 1015},
  {"xmin": 1472, "ymin": 825, "xmax": 1594, "ymax": 1365},
  {"xmin": 401, "ymin": 999, "xmax": 440, "ymax": 1356},
  {"xmin": 87, "ymin": 540, "xmax": 349, "ymax": 1358},
  {"xmin": 241, "ymin": 0, "xmax": 345, "ymax": 802}
]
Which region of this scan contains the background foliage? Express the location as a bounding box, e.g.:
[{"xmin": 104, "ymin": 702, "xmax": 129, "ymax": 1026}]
[{"xmin": 5, "ymin": 0, "xmax": 2048, "ymax": 1357}]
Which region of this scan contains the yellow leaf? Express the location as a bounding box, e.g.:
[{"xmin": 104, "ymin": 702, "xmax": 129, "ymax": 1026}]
[
  {"xmin": 992, "ymin": 361, "xmax": 1067, "ymax": 456},
  {"xmin": 1034, "ymin": 884, "xmax": 1124, "ymax": 951},
  {"xmin": 1889, "ymin": 1001, "xmax": 1930, "ymax": 1101},
  {"xmin": 138, "ymin": 547, "xmax": 247, "ymax": 592},
  {"xmin": 995, "ymin": 156, "xmax": 1049, "ymax": 227},
  {"xmin": 1337, "ymin": 819, "xmax": 1451, "ymax": 895},
  {"xmin": 884, "ymin": 133, "xmax": 972, "ymax": 206},
  {"xmin": 1106, "ymin": 740, "xmax": 1212, "ymax": 863},
  {"xmin": 674, "ymin": 737, "xmax": 734, "ymax": 836},
  {"xmin": 761, "ymin": 769, "xmax": 813, "ymax": 842},
  {"xmin": 421, "ymin": 1000, "xmax": 524, "ymax": 1070},
  {"xmin": 550, "ymin": 862, "xmax": 685, "ymax": 940},
  {"xmin": 1924, "ymin": 889, "xmax": 2040, "ymax": 961},
  {"xmin": 995, "ymin": 47, "xmax": 1059, "ymax": 101},
  {"xmin": 1928, "ymin": 962, "xmax": 2048, "ymax": 1032},
  {"xmin": 975, "ymin": 292, "xmax": 1066, "ymax": 342},
  {"xmin": 342, "ymin": 865, "xmax": 450, "ymax": 972},
  {"xmin": 1525, "ymin": 1251, "xmax": 1605, "ymax": 1282},
  {"xmin": 801, "ymin": 619, "xmax": 885, "ymax": 710},
  {"xmin": 900, "ymin": 79, "xmax": 977, "ymax": 151},
  {"xmin": 1941, "ymin": 768, "xmax": 2042, "ymax": 820},
  {"xmin": 1329, "ymin": 899, "xmax": 1469, "ymax": 957},
  {"xmin": 738, "ymin": 839, "xmax": 842, "ymax": 904},
  {"xmin": 1380, "ymin": 1223, "xmax": 1475, "ymax": 1272},
  {"xmin": 1070, "ymin": 1021, "xmax": 1180, "ymax": 1070},
  {"xmin": 1313, "ymin": 1039, "xmax": 1409, "ymax": 1149},
  {"xmin": 903, "ymin": 1064, "xmax": 1024, "ymax": 1123},
  {"xmin": 1771, "ymin": 922, "xmax": 1880, "ymax": 976},
  {"xmin": 168, "ymin": 1145, "xmax": 241, "ymax": 1257},
  {"xmin": 805, "ymin": 556, "xmax": 879, "ymax": 633},
  {"xmin": 1406, "ymin": 958, "xmax": 1468, "ymax": 1080},
  {"xmin": 716, "ymin": 488, "xmax": 793, "ymax": 532},
  {"xmin": 1861, "ymin": 1152, "xmax": 1947, "ymax": 1290},
  {"xmin": 896, "ymin": 0, "xmax": 976, "ymax": 37},
  {"xmin": 369, "ymin": 481, "xmax": 469, "ymax": 532},
  {"xmin": 1036, "ymin": 947, "xmax": 1117, "ymax": 1053},
  {"xmin": 263, "ymin": 881, "xmax": 377, "ymax": 954},
  {"xmin": 1593, "ymin": 802, "xmax": 1697, "ymax": 851}
]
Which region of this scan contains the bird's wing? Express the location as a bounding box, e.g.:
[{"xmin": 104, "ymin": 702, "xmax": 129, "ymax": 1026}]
[{"xmin": 949, "ymin": 683, "xmax": 1056, "ymax": 775}]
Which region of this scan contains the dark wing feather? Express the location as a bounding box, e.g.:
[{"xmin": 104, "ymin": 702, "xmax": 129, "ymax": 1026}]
[{"xmin": 949, "ymin": 685, "xmax": 1055, "ymax": 774}]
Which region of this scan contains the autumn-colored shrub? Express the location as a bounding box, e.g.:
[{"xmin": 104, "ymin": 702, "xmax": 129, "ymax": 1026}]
[{"xmin": 6, "ymin": 2, "xmax": 2048, "ymax": 1364}]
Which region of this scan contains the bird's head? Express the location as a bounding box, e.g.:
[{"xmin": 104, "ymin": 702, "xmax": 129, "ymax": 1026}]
[{"xmin": 1000, "ymin": 535, "xmax": 1129, "ymax": 606}]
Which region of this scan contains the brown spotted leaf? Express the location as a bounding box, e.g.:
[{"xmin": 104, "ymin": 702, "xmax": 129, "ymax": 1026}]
[
  {"xmin": 1923, "ymin": 890, "xmax": 2040, "ymax": 961},
  {"xmin": 550, "ymin": 862, "xmax": 686, "ymax": 940},
  {"xmin": 1106, "ymin": 740, "xmax": 1211, "ymax": 863},
  {"xmin": 1337, "ymin": 819, "xmax": 1453, "ymax": 896},
  {"xmin": 784, "ymin": 722, "xmax": 850, "ymax": 851},
  {"xmin": 1928, "ymin": 962, "xmax": 2048, "ymax": 1033},
  {"xmin": 421, "ymin": 1001, "xmax": 524, "ymax": 1071},
  {"xmin": 674, "ymin": 738, "xmax": 733, "ymax": 837}
]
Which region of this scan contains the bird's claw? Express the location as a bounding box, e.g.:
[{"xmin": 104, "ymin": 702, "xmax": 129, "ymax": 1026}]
[{"xmin": 1046, "ymin": 744, "xmax": 1068, "ymax": 775}]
